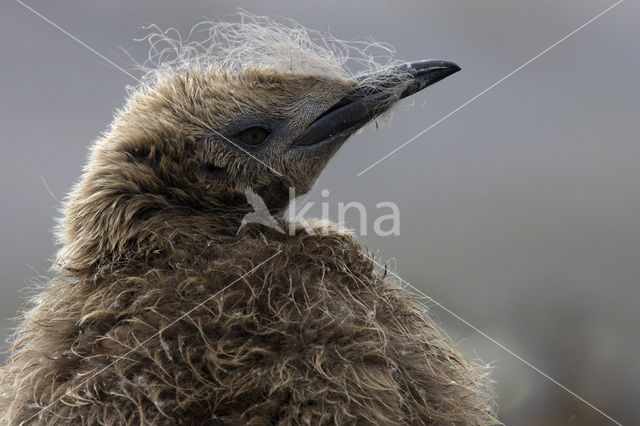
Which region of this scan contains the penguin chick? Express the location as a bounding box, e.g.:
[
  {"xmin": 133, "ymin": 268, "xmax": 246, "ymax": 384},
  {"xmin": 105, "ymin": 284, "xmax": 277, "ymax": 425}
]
[{"xmin": 0, "ymin": 18, "xmax": 496, "ymax": 425}]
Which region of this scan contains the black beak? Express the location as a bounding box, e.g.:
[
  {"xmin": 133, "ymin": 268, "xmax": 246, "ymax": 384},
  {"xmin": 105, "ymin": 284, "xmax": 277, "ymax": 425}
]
[{"xmin": 292, "ymin": 60, "xmax": 460, "ymax": 147}]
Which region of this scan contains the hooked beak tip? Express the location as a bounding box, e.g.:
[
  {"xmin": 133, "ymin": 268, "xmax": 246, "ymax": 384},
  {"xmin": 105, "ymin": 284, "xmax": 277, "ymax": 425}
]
[{"xmin": 396, "ymin": 59, "xmax": 461, "ymax": 99}]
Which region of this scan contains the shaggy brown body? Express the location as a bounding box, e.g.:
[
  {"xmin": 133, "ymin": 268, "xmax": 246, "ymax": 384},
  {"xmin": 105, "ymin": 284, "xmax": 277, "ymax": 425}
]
[
  {"xmin": 1, "ymin": 28, "xmax": 495, "ymax": 425},
  {"xmin": 2, "ymin": 221, "xmax": 494, "ymax": 425}
]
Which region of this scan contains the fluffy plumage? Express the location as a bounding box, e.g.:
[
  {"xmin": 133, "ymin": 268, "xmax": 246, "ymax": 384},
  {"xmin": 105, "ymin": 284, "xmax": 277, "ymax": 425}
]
[
  {"xmin": 1, "ymin": 15, "xmax": 496, "ymax": 425},
  {"xmin": 134, "ymin": 14, "xmax": 408, "ymax": 89}
]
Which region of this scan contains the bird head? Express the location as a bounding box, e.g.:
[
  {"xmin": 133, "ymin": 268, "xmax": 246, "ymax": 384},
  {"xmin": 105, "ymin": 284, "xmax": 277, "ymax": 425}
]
[
  {"xmin": 57, "ymin": 19, "xmax": 459, "ymax": 271},
  {"xmin": 99, "ymin": 60, "xmax": 459, "ymax": 211}
]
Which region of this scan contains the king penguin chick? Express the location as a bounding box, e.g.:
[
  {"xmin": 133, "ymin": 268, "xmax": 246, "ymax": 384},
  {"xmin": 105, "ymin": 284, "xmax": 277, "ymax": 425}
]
[{"xmin": 0, "ymin": 18, "xmax": 496, "ymax": 425}]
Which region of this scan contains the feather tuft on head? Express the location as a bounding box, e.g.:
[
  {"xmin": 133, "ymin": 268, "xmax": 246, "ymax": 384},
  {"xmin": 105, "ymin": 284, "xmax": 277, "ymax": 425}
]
[{"xmin": 132, "ymin": 12, "xmax": 410, "ymax": 90}]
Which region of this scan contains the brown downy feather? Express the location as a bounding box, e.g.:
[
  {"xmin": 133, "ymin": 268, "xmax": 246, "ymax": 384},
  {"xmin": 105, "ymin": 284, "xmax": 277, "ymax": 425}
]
[
  {"xmin": 1, "ymin": 15, "xmax": 496, "ymax": 425},
  {"xmin": 1, "ymin": 221, "xmax": 495, "ymax": 425}
]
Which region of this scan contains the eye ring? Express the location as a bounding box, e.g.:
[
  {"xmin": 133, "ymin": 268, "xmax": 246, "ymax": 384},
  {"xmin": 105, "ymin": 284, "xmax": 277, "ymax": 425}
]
[{"xmin": 237, "ymin": 126, "xmax": 271, "ymax": 146}]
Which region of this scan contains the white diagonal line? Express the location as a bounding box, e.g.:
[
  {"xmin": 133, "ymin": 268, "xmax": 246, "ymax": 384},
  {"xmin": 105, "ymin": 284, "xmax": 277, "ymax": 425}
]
[
  {"xmin": 40, "ymin": 175, "xmax": 58, "ymax": 201},
  {"xmin": 356, "ymin": 0, "xmax": 625, "ymax": 176},
  {"xmin": 363, "ymin": 253, "xmax": 623, "ymax": 426},
  {"xmin": 14, "ymin": 0, "xmax": 139, "ymax": 81},
  {"xmin": 14, "ymin": 0, "xmax": 283, "ymax": 177},
  {"xmin": 24, "ymin": 250, "xmax": 282, "ymax": 423}
]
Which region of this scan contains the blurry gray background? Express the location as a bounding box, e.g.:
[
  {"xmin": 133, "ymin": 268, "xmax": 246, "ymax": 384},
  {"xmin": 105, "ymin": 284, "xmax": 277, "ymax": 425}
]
[{"xmin": 1, "ymin": 1, "xmax": 638, "ymax": 424}]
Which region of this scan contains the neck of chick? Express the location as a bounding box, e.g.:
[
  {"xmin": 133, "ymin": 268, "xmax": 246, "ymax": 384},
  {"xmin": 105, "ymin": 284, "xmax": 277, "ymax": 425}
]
[{"xmin": 55, "ymin": 163, "xmax": 286, "ymax": 277}]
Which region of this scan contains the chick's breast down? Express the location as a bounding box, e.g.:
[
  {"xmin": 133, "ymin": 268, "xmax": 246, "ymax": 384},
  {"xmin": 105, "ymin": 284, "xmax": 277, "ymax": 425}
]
[{"xmin": 1, "ymin": 221, "xmax": 493, "ymax": 425}]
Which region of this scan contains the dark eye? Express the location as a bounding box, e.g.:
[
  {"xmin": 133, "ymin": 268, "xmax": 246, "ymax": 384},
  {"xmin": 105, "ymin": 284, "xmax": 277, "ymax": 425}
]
[{"xmin": 238, "ymin": 126, "xmax": 270, "ymax": 146}]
